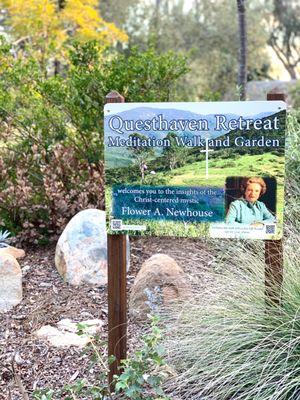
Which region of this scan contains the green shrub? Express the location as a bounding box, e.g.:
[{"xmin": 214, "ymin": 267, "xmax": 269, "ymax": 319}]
[
  {"xmin": 115, "ymin": 315, "xmax": 170, "ymax": 400},
  {"xmin": 143, "ymin": 174, "xmax": 169, "ymax": 186},
  {"xmin": 0, "ymin": 39, "xmax": 188, "ymax": 242},
  {"xmin": 32, "ymin": 316, "xmax": 170, "ymax": 400}
]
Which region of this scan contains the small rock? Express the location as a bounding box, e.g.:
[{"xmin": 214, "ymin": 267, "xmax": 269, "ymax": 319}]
[
  {"xmin": 39, "ymin": 282, "xmax": 52, "ymax": 288},
  {"xmin": 14, "ymin": 352, "xmax": 26, "ymax": 365},
  {"xmin": 80, "ymin": 311, "xmax": 93, "ymax": 318},
  {"xmin": 55, "ymin": 209, "xmax": 130, "ymax": 286},
  {"xmin": 35, "ymin": 318, "xmax": 104, "ymax": 348},
  {"xmin": 129, "ymin": 254, "xmax": 192, "ymax": 320},
  {"xmin": 0, "ymin": 254, "xmax": 22, "ymax": 312},
  {"xmin": 12, "ymin": 315, "xmax": 27, "ymax": 320},
  {"xmin": 35, "ymin": 325, "xmax": 90, "ymax": 348},
  {"xmin": 57, "ymin": 318, "xmax": 103, "ymax": 335},
  {"xmin": 22, "ymin": 265, "xmax": 31, "ymax": 276}
]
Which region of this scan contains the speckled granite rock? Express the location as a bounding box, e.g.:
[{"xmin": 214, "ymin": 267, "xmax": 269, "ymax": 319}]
[{"xmin": 55, "ymin": 209, "xmax": 130, "ymax": 286}]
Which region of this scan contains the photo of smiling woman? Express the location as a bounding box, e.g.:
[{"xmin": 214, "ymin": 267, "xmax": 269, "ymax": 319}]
[{"xmin": 226, "ymin": 177, "xmax": 276, "ymax": 226}]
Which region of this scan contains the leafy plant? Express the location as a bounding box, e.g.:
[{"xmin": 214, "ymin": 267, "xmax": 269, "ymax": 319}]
[
  {"xmin": 33, "ymin": 316, "xmax": 170, "ymax": 400},
  {"xmin": 115, "ymin": 315, "xmax": 170, "ymax": 400},
  {"xmin": 0, "ymin": 39, "xmax": 188, "ymax": 243},
  {"xmin": 32, "ymin": 389, "xmax": 55, "ymax": 400}
]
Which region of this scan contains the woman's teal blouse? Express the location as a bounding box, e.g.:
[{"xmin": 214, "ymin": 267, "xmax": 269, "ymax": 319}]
[{"xmin": 226, "ymin": 198, "xmax": 275, "ymax": 224}]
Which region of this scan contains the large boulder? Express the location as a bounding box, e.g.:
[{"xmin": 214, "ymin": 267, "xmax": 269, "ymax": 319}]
[
  {"xmin": 129, "ymin": 254, "xmax": 192, "ymax": 320},
  {"xmin": 55, "ymin": 209, "xmax": 129, "ymax": 286},
  {"xmin": 0, "ymin": 254, "xmax": 22, "ymax": 312}
]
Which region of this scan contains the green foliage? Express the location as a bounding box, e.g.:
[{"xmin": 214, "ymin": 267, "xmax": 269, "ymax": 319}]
[
  {"xmin": 125, "ymin": 0, "xmax": 270, "ymax": 98},
  {"xmin": 33, "ymin": 316, "xmax": 170, "ymax": 400},
  {"xmin": 115, "ymin": 315, "xmax": 170, "ymax": 400},
  {"xmin": 162, "ymin": 132, "xmax": 188, "ymax": 170},
  {"xmin": 32, "ymin": 389, "xmax": 55, "ymax": 400},
  {"xmin": 289, "ymin": 82, "xmax": 300, "ymax": 109},
  {"xmin": 0, "ymin": 39, "xmax": 188, "ymax": 241},
  {"xmin": 103, "ymin": 46, "xmax": 189, "ymax": 103},
  {"xmin": 143, "ymin": 174, "xmax": 168, "ymax": 186}
]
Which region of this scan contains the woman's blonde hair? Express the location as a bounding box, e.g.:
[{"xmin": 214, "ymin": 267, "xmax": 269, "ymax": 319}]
[{"xmin": 240, "ymin": 177, "xmax": 267, "ymax": 196}]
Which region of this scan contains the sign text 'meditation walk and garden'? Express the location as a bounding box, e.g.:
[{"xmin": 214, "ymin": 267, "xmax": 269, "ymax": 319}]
[{"xmin": 104, "ymin": 101, "xmax": 286, "ymax": 240}]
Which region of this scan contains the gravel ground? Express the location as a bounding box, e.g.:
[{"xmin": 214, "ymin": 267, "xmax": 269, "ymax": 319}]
[{"xmin": 0, "ymin": 237, "xmax": 216, "ymax": 400}]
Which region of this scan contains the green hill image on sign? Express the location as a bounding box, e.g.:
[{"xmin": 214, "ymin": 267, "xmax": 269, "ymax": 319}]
[{"xmin": 104, "ymin": 101, "xmax": 286, "ymax": 240}]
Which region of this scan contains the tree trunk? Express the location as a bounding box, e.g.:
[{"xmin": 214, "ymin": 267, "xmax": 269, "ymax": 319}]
[
  {"xmin": 153, "ymin": 0, "xmax": 161, "ymax": 50},
  {"xmin": 54, "ymin": 0, "xmax": 66, "ymax": 76},
  {"xmin": 287, "ymin": 67, "xmax": 297, "ymax": 80},
  {"xmin": 237, "ymin": 0, "xmax": 247, "ymax": 100},
  {"xmin": 140, "ymin": 163, "xmax": 145, "ymax": 182},
  {"xmin": 58, "ymin": 0, "xmax": 66, "ymax": 9}
]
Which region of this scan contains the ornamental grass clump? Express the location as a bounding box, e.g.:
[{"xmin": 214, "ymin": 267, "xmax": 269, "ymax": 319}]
[
  {"xmin": 163, "ymin": 112, "xmax": 300, "ymax": 400},
  {"xmin": 164, "ymin": 223, "xmax": 300, "ymax": 400}
]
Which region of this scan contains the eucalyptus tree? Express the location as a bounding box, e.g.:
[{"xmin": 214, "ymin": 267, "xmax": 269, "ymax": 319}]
[
  {"xmin": 267, "ymin": 0, "xmax": 300, "ymax": 79},
  {"xmin": 121, "ymin": 0, "xmax": 269, "ymax": 99}
]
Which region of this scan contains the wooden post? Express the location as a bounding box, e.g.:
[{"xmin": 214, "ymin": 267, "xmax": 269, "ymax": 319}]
[
  {"xmin": 265, "ymin": 91, "xmax": 285, "ymax": 306},
  {"xmin": 105, "ymin": 91, "xmax": 127, "ymax": 388}
]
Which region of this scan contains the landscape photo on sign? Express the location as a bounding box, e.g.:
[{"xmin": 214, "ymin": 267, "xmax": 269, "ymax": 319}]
[{"xmin": 104, "ymin": 101, "xmax": 286, "ymax": 240}]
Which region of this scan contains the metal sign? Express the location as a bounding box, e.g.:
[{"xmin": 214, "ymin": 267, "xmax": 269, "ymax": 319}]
[{"xmin": 104, "ymin": 101, "xmax": 286, "ymax": 240}]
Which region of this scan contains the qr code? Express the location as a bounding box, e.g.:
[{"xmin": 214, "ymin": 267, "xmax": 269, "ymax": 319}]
[
  {"xmin": 111, "ymin": 219, "xmax": 122, "ymax": 230},
  {"xmin": 266, "ymin": 225, "xmax": 275, "ymax": 234}
]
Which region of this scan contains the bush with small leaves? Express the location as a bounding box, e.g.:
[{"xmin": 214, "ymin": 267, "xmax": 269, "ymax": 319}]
[
  {"xmin": 32, "ymin": 316, "xmax": 170, "ymax": 400},
  {"xmin": 0, "ymin": 39, "xmax": 188, "ymax": 243},
  {"xmin": 115, "ymin": 315, "xmax": 170, "ymax": 400}
]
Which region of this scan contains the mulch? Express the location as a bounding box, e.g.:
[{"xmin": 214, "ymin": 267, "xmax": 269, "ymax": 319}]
[{"xmin": 0, "ymin": 237, "xmax": 216, "ymax": 400}]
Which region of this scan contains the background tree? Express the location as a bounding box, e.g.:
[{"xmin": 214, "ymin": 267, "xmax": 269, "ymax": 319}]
[
  {"xmin": 267, "ymin": 0, "xmax": 300, "ymax": 79},
  {"xmin": 162, "ymin": 132, "xmax": 187, "ymax": 170},
  {"xmin": 99, "ymin": 0, "xmax": 136, "ymax": 28},
  {"xmin": 0, "ymin": 0, "xmax": 127, "ymax": 73},
  {"xmin": 119, "ymin": 0, "xmax": 270, "ymax": 99},
  {"xmin": 128, "ymin": 133, "xmax": 155, "ymax": 182}
]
